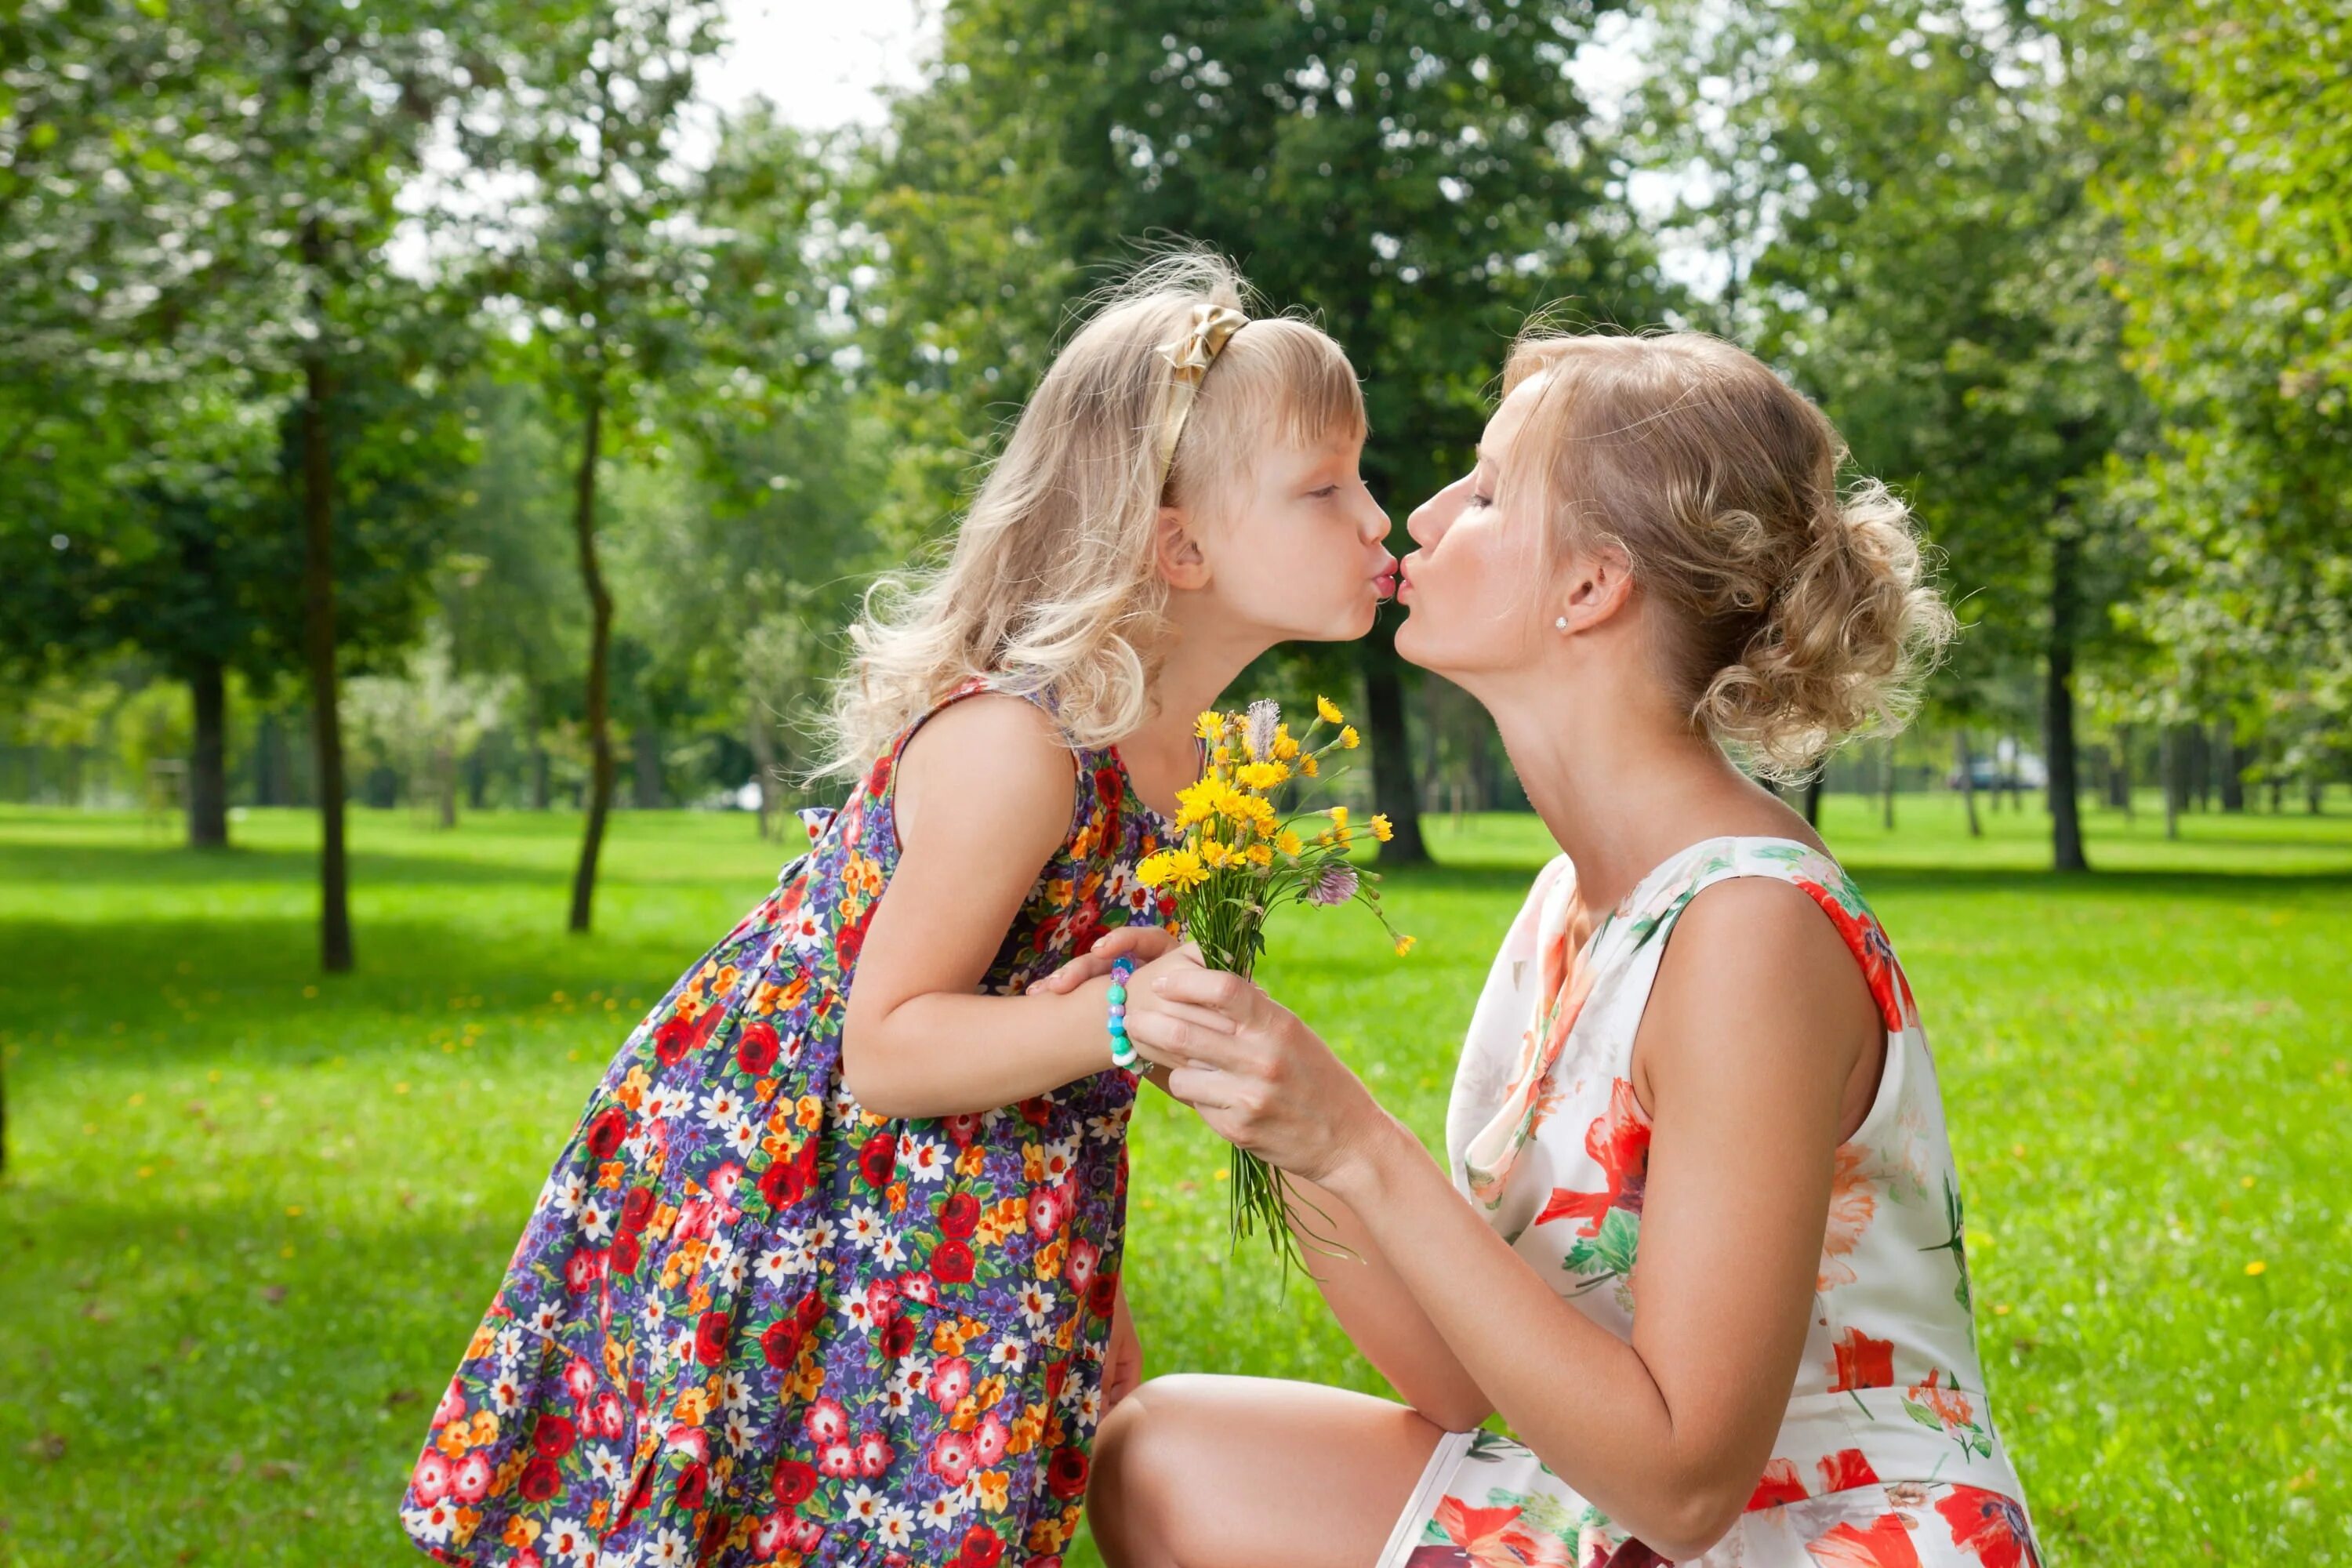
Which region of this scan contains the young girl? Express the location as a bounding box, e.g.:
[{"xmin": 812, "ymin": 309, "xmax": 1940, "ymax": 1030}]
[{"xmin": 399, "ymin": 253, "xmax": 1396, "ymax": 1568}]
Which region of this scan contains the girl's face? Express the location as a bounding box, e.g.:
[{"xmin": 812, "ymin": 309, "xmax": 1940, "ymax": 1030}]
[
  {"xmin": 1392, "ymin": 376, "xmax": 1555, "ymax": 678},
  {"xmin": 1186, "ymin": 430, "xmax": 1397, "ymax": 642}
]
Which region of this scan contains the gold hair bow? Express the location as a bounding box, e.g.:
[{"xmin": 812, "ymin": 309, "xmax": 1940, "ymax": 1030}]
[{"xmin": 1153, "ymin": 303, "xmax": 1249, "ymax": 485}]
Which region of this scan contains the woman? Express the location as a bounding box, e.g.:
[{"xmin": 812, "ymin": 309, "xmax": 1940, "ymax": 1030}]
[{"xmin": 1049, "ymin": 330, "xmax": 2040, "ymax": 1567}]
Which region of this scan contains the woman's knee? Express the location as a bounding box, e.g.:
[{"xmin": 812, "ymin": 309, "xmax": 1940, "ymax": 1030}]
[{"xmin": 1087, "ymin": 1375, "xmax": 1227, "ymax": 1566}]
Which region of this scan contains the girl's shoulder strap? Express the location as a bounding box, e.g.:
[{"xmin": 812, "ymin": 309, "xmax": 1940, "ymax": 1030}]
[{"xmin": 857, "ymin": 674, "xmax": 1094, "ymax": 847}]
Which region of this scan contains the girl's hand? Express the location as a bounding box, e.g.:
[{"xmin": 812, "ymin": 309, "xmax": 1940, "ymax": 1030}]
[
  {"xmin": 1123, "ymin": 960, "xmax": 1392, "ymax": 1186},
  {"xmin": 1025, "ymin": 924, "xmax": 1184, "ymax": 996},
  {"xmin": 1104, "ymin": 1284, "xmax": 1144, "ymax": 1409}
]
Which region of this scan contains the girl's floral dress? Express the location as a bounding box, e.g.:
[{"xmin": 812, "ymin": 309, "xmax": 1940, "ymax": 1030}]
[
  {"xmin": 401, "ymin": 678, "xmax": 1174, "ymax": 1568},
  {"xmin": 1381, "ymin": 838, "xmax": 2040, "ymax": 1568}
]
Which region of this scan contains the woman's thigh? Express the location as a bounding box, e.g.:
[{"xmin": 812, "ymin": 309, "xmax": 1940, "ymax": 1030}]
[{"xmin": 1087, "ymin": 1373, "xmax": 1449, "ymax": 1568}]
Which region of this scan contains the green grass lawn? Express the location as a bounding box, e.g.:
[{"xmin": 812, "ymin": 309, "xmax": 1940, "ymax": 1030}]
[{"xmin": 2, "ymin": 793, "xmax": 2346, "ymax": 1565}]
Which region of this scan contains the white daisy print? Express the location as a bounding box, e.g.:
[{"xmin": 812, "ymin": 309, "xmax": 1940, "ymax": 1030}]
[
  {"xmin": 549, "ymin": 1169, "xmax": 587, "ymax": 1217},
  {"xmin": 878, "ymin": 1506, "xmax": 917, "ymax": 1547},
  {"xmin": 697, "ymin": 1087, "xmax": 745, "ymax": 1128},
  {"xmin": 898, "ymin": 1134, "xmax": 948, "ymax": 1183},
  {"xmin": 842, "ymin": 1483, "xmax": 884, "ymax": 1523},
  {"xmin": 755, "ymin": 1245, "xmax": 793, "ymax": 1287},
  {"xmin": 1018, "ymin": 1284, "xmax": 1053, "ymax": 1330}
]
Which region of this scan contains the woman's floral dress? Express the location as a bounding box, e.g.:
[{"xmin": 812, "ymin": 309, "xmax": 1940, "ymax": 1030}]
[
  {"xmin": 401, "ymin": 678, "xmax": 1175, "ymax": 1568},
  {"xmin": 1380, "ymin": 838, "xmax": 2040, "ymax": 1568}
]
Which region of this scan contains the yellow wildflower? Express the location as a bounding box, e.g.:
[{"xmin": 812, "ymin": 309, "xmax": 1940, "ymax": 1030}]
[
  {"xmin": 1159, "ymin": 849, "xmax": 1208, "ymax": 890},
  {"xmin": 1395, "ymin": 935, "xmax": 1417, "ymax": 956},
  {"xmin": 1371, "ymin": 814, "xmax": 1393, "ymax": 842},
  {"xmin": 1272, "ymin": 726, "xmax": 1300, "ymax": 761},
  {"xmin": 1300, "ymin": 754, "xmax": 1319, "ymax": 778},
  {"xmin": 1275, "ymin": 830, "xmax": 1304, "ymax": 857},
  {"xmin": 1212, "ymin": 745, "xmax": 1232, "ymax": 765},
  {"xmin": 1200, "ymin": 840, "xmax": 1233, "ymax": 869},
  {"xmin": 1330, "ymin": 806, "xmax": 1349, "ymax": 830},
  {"xmin": 1246, "ymin": 844, "xmax": 1273, "ymax": 866},
  {"xmin": 1238, "ymin": 760, "xmax": 1289, "ymax": 791},
  {"xmin": 1135, "ymin": 851, "xmax": 1174, "ymax": 889},
  {"xmin": 1317, "ymin": 695, "xmax": 1345, "ymax": 724},
  {"xmin": 1340, "ymin": 725, "xmax": 1360, "ymax": 750},
  {"xmin": 1195, "ymin": 710, "xmax": 1225, "ymax": 741}
]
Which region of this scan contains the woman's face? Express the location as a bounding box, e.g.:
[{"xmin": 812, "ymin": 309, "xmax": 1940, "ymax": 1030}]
[
  {"xmin": 1195, "ymin": 430, "xmax": 1399, "ymax": 642},
  {"xmin": 1392, "ymin": 376, "xmax": 1555, "ymax": 678}
]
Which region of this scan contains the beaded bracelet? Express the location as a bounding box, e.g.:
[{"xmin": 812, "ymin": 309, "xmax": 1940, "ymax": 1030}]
[{"xmin": 1106, "ymin": 956, "xmax": 1139, "ymax": 1069}]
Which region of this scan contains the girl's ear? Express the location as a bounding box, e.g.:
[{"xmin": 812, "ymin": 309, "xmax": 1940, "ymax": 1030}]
[
  {"xmin": 1156, "ymin": 505, "xmax": 1211, "ymax": 591},
  {"xmin": 1555, "ymin": 541, "xmax": 1635, "ymax": 635}
]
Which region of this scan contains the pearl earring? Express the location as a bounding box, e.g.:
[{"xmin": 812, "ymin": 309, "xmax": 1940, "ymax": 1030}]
[{"xmin": 1554, "ymin": 615, "xmax": 1569, "ymax": 630}]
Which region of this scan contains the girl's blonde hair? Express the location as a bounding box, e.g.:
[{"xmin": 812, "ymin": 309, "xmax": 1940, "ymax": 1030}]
[
  {"xmin": 1499, "ymin": 330, "xmax": 1956, "ymax": 780},
  {"xmin": 819, "ymin": 249, "xmax": 1366, "ymax": 779}
]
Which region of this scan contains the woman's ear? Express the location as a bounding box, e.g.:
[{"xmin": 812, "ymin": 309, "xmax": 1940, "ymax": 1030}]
[
  {"xmin": 1156, "ymin": 505, "xmax": 1211, "ymax": 591},
  {"xmin": 1555, "ymin": 542, "xmax": 1635, "ymax": 635}
]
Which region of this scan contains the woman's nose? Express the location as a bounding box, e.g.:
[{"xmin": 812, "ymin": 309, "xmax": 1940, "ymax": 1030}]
[{"xmin": 1406, "ymin": 494, "xmax": 1447, "ymax": 550}]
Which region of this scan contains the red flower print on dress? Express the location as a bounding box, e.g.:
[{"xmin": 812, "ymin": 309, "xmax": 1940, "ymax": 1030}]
[
  {"xmin": 1429, "ymin": 1497, "xmax": 1574, "ymax": 1568},
  {"xmin": 1744, "ymin": 1456, "xmax": 1808, "ymax": 1511},
  {"xmin": 1807, "ymin": 1512, "xmax": 1925, "ymax": 1568},
  {"xmin": 1817, "ymin": 1446, "xmax": 1882, "ymax": 1493},
  {"xmin": 736, "ymin": 1020, "xmax": 780, "ymax": 1075},
  {"xmin": 1791, "ymin": 877, "xmax": 1912, "ymax": 1032},
  {"xmin": 1935, "ymin": 1486, "xmax": 2038, "ymax": 1568},
  {"xmin": 1831, "ymin": 1327, "xmax": 1896, "ymax": 1392},
  {"xmin": 1533, "ymin": 1077, "xmax": 1651, "ymax": 1235}
]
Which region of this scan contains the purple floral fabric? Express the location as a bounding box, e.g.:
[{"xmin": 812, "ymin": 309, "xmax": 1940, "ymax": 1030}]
[{"xmin": 401, "ymin": 678, "xmax": 1174, "ymax": 1568}]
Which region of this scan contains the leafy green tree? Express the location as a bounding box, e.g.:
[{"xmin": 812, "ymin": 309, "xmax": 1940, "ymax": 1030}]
[
  {"xmin": 1639, "ymin": 0, "xmax": 2152, "ymax": 870},
  {"xmin": 2099, "ymin": 0, "xmax": 2352, "ymax": 781},
  {"xmin": 866, "ymin": 0, "xmax": 1663, "ymax": 862},
  {"xmin": 458, "ymin": 0, "xmax": 729, "ymax": 932}
]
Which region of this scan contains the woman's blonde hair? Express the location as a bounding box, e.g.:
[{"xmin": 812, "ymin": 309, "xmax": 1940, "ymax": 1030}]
[
  {"xmin": 1499, "ymin": 330, "xmax": 1956, "ymax": 780},
  {"xmin": 818, "ymin": 249, "xmax": 1365, "ymax": 779}
]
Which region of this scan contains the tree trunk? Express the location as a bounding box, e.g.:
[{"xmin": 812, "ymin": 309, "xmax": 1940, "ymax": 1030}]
[
  {"xmin": 2218, "ymin": 721, "xmax": 2245, "ymax": 812},
  {"xmin": 435, "ymin": 742, "xmax": 458, "ymax": 829},
  {"xmin": 1801, "ymin": 771, "xmax": 1823, "ymax": 828},
  {"xmin": 633, "ymin": 723, "xmax": 663, "ymax": 810},
  {"xmin": 2107, "ymin": 724, "xmax": 2132, "ymax": 815},
  {"xmin": 301, "ymin": 349, "xmax": 353, "ymax": 972},
  {"xmin": 746, "ymin": 702, "xmax": 779, "ymax": 841},
  {"xmin": 2160, "ymin": 727, "xmax": 2182, "ymax": 840},
  {"xmin": 2045, "ymin": 532, "xmax": 2089, "ymax": 872},
  {"xmin": 1955, "ymin": 730, "xmax": 1981, "ymax": 837},
  {"xmin": 568, "ymin": 385, "xmax": 614, "ymax": 935},
  {"xmin": 467, "ymin": 742, "xmax": 488, "ymax": 811},
  {"xmin": 1358, "ymin": 623, "xmax": 1428, "ymax": 865},
  {"xmin": 2190, "ymin": 725, "xmax": 2211, "ymax": 811},
  {"xmin": 1880, "ymin": 742, "xmax": 1896, "ymax": 830},
  {"xmin": 188, "ymin": 656, "xmax": 230, "ymax": 849}
]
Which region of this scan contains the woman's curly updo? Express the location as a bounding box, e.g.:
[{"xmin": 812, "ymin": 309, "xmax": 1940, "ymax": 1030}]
[{"xmin": 1499, "ymin": 330, "xmax": 1955, "ymax": 779}]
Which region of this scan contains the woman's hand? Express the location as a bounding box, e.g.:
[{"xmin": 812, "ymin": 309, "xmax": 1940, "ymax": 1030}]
[
  {"xmin": 1123, "ymin": 955, "xmax": 1392, "ymax": 1187},
  {"xmin": 1104, "ymin": 1283, "xmax": 1145, "ymax": 1410}
]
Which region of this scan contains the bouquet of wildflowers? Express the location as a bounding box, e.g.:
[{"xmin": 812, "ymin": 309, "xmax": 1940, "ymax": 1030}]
[{"xmin": 1134, "ymin": 695, "xmax": 1412, "ymax": 1270}]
